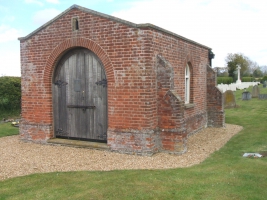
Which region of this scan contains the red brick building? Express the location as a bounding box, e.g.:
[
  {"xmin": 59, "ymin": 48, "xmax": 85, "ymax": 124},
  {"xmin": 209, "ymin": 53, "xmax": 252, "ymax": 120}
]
[{"xmin": 19, "ymin": 5, "xmax": 224, "ymax": 155}]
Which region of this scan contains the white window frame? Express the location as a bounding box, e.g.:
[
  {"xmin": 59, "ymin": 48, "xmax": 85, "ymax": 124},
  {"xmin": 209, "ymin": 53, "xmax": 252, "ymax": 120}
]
[{"xmin": 185, "ymin": 63, "xmax": 190, "ymax": 104}]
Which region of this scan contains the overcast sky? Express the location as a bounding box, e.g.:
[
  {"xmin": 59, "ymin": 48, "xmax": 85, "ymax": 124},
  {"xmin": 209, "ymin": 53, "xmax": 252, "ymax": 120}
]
[{"xmin": 1, "ymin": 0, "xmax": 267, "ymax": 76}]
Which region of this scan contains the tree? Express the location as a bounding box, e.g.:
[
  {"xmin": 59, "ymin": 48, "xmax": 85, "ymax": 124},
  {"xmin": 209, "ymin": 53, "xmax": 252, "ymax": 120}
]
[
  {"xmin": 213, "ymin": 67, "xmax": 228, "ymax": 77},
  {"xmin": 225, "ymin": 53, "xmax": 261, "ymax": 79},
  {"xmin": 0, "ymin": 76, "xmax": 21, "ymax": 111},
  {"xmin": 225, "ymin": 53, "xmax": 251, "ymax": 81},
  {"xmin": 248, "ymin": 60, "xmax": 260, "ymax": 75},
  {"xmin": 260, "ymin": 65, "xmax": 267, "ymax": 76},
  {"xmin": 253, "ymin": 67, "xmax": 263, "ymax": 78}
]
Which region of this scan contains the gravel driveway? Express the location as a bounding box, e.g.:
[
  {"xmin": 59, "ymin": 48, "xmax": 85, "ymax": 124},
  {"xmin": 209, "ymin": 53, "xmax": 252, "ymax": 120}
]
[{"xmin": 0, "ymin": 124, "xmax": 242, "ymax": 180}]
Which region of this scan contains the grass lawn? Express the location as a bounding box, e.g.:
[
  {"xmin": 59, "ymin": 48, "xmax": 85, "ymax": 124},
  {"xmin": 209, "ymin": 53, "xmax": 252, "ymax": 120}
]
[
  {"xmin": 0, "ymin": 109, "xmax": 20, "ymax": 137},
  {"xmin": 0, "ymin": 86, "xmax": 267, "ymax": 199},
  {"xmin": 0, "ymin": 122, "xmax": 19, "ymax": 137}
]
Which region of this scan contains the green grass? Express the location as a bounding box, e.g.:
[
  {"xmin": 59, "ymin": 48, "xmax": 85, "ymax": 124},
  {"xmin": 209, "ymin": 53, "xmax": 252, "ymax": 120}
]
[
  {"xmin": 0, "ymin": 86, "xmax": 267, "ymax": 199},
  {"xmin": 0, "ymin": 109, "xmax": 20, "ymax": 137},
  {"xmin": 0, "ymin": 122, "xmax": 19, "ymax": 137}
]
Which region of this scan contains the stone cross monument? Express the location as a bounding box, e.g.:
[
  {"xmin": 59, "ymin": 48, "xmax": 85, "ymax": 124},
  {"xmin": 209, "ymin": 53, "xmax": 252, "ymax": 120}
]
[{"xmin": 236, "ymin": 65, "xmax": 241, "ymax": 84}]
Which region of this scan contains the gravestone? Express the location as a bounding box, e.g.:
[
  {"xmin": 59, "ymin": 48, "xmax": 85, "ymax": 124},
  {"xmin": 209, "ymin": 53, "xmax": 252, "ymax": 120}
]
[
  {"xmin": 252, "ymin": 85, "xmax": 260, "ymax": 98},
  {"xmin": 224, "ymin": 90, "xmax": 236, "ymax": 108},
  {"xmin": 263, "ymin": 81, "xmax": 267, "ymax": 88},
  {"xmin": 242, "ymin": 91, "xmax": 251, "ymax": 100},
  {"xmin": 259, "ymin": 94, "xmax": 267, "ymax": 100}
]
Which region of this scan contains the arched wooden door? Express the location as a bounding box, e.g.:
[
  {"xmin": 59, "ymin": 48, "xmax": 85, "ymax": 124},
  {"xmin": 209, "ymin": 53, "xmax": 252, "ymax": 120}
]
[{"xmin": 53, "ymin": 48, "xmax": 107, "ymax": 142}]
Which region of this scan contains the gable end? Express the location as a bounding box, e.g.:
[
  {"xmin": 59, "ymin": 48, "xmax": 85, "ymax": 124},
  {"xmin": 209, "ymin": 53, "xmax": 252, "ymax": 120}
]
[{"xmin": 18, "ymin": 4, "xmax": 211, "ymax": 49}]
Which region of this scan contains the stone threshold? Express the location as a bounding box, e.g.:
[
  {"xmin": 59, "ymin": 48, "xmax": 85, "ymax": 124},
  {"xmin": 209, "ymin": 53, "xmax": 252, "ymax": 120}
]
[{"xmin": 47, "ymin": 138, "xmax": 109, "ymax": 150}]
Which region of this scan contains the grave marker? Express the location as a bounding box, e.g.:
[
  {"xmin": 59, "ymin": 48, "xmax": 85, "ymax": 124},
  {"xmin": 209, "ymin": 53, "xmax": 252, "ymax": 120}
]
[
  {"xmin": 259, "ymin": 94, "xmax": 267, "ymax": 100},
  {"xmin": 242, "ymin": 91, "xmax": 251, "ymax": 100},
  {"xmin": 224, "ymin": 90, "xmax": 236, "ymax": 108},
  {"xmin": 252, "ymin": 85, "xmax": 260, "ymax": 98},
  {"xmin": 263, "ymin": 81, "xmax": 267, "ymax": 88}
]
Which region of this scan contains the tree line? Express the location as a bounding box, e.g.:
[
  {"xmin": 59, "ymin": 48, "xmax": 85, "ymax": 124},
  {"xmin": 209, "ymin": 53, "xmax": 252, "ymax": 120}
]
[{"xmin": 215, "ymin": 53, "xmax": 267, "ymax": 82}]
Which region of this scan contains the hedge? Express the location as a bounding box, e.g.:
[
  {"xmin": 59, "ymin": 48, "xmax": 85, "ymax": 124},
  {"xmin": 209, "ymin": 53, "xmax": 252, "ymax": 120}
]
[
  {"xmin": 241, "ymin": 77, "xmax": 254, "ymax": 82},
  {"xmin": 217, "ymin": 77, "xmax": 233, "ymax": 84},
  {"xmin": 0, "ymin": 76, "xmax": 21, "ymax": 111}
]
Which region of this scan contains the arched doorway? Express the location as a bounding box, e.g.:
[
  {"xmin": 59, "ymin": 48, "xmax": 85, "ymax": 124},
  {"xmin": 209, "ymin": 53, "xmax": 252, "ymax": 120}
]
[{"xmin": 53, "ymin": 48, "xmax": 107, "ymax": 142}]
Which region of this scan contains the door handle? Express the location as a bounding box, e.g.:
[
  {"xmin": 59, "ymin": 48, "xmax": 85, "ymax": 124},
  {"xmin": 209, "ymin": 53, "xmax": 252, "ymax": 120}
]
[{"xmin": 67, "ymin": 105, "xmax": 95, "ymax": 111}]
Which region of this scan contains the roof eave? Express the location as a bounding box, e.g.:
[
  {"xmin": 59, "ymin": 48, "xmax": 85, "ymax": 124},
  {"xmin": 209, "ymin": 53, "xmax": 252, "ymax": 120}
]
[{"xmin": 137, "ymin": 23, "xmax": 211, "ymax": 49}]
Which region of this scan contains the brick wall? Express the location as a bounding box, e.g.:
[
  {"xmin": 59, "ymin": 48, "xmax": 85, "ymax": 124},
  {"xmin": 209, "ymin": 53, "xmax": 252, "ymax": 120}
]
[
  {"xmin": 19, "ymin": 5, "xmax": 224, "ymax": 155},
  {"xmin": 207, "ymin": 65, "xmax": 225, "ymax": 127}
]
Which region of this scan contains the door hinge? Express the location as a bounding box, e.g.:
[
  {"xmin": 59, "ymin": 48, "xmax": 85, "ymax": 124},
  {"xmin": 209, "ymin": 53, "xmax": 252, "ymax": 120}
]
[
  {"xmin": 56, "ymin": 128, "xmax": 69, "ymax": 136},
  {"xmin": 54, "ymin": 80, "xmax": 68, "ymax": 88},
  {"xmin": 95, "ymin": 79, "xmax": 107, "ymax": 87},
  {"xmin": 98, "ymin": 132, "xmax": 107, "ymax": 139}
]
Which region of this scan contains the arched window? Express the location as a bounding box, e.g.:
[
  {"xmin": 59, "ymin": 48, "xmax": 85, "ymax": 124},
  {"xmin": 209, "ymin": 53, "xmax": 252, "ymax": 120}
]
[
  {"xmin": 185, "ymin": 63, "xmax": 190, "ymax": 104},
  {"xmin": 72, "ymin": 17, "xmax": 79, "ymax": 31}
]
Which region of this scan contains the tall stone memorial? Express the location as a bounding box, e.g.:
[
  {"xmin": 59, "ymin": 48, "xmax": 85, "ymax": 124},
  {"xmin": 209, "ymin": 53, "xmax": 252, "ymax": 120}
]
[{"xmin": 236, "ymin": 65, "xmax": 241, "ymax": 84}]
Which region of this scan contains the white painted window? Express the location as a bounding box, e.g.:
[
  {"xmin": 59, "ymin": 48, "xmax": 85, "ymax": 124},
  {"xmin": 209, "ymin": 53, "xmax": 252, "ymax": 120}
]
[{"xmin": 185, "ymin": 63, "xmax": 190, "ymax": 104}]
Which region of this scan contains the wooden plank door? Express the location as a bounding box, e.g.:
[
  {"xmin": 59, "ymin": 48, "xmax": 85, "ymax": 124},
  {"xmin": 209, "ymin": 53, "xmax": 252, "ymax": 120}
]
[{"xmin": 53, "ymin": 48, "xmax": 107, "ymax": 142}]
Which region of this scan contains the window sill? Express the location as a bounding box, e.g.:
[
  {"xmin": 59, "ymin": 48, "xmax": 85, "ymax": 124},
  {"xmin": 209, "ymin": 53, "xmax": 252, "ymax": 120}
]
[{"xmin": 185, "ymin": 103, "xmax": 195, "ymax": 109}]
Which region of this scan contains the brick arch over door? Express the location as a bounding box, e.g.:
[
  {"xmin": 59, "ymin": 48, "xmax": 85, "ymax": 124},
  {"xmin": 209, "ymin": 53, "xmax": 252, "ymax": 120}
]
[
  {"xmin": 42, "ymin": 37, "xmax": 114, "ymax": 126},
  {"xmin": 44, "ymin": 38, "xmax": 115, "ymax": 85}
]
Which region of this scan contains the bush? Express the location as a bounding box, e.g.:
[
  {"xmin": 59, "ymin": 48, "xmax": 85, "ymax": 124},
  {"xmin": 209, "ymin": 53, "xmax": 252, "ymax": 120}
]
[
  {"xmin": 242, "ymin": 77, "xmax": 254, "ymax": 82},
  {"xmin": 261, "ymin": 76, "xmax": 267, "ymax": 83},
  {"xmin": 217, "ymin": 77, "xmax": 233, "ymax": 84},
  {"xmin": 0, "ymin": 76, "xmax": 21, "ymax": 111}
]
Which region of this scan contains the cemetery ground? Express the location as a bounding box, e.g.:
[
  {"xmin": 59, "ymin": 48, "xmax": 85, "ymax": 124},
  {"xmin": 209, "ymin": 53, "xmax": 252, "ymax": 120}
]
[
  {"xmin": 0, "ymin": 86, "xmax": 267, "ymax": 199},
  {"xmin": 0, "ymin": 122, "xmax": 19, "ymax": 138},
  {"xmin": 0, "ymin": 110, "xmax": 20, "ymax": 137}
]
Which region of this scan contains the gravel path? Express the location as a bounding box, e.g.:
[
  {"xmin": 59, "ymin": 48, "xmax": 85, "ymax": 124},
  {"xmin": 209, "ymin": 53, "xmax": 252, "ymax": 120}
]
[{"xmin": 0, "ymin": 124, "xmax": 243, "ymax": 180}]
